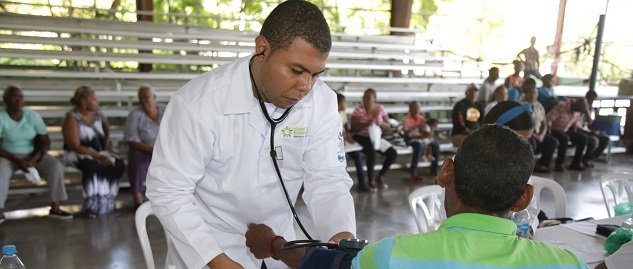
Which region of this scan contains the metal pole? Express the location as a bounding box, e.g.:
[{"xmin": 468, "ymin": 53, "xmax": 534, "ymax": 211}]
[
  {"xmin": 551, "ymin": 0, "xmax": 566, "ymax": 79},
  {"xmin": 589, "ymin": 14, "xmax": 606, "ymax": 92}
]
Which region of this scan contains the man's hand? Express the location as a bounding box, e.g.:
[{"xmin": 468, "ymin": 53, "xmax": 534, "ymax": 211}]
[
  {"xmin": 245, "ymin": 223, "xmax": 276, "ymax": 259},
  {"xmin": 208, "ymin": 253, "xmax": 244, "ymax": 269},
  {"xmin": 327, "ymin": 232, "xmax": 355, "ymax": 244}
]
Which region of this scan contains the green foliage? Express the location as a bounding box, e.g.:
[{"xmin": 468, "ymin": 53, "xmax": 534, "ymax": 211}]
[{"xmin": 411, "ymin": 0, "xmax": 438, "ymax": 29}]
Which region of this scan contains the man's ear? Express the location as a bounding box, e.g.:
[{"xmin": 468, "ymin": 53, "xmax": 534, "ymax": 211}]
[
  {"xmin": 254, "ymin": 36, "xmax": 270, "ymax": 58},
  {"xmin": 510, "ymin": 184, "xmax": 533, "ymax": 212},
  {"xmin": 436, "ymin": 158, "xmax": 454, "ymax": 188}
]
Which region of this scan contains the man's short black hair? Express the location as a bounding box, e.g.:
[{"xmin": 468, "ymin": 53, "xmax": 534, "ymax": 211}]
[
  {"xmin": 483, "ymin": 101, "xmax": 534, "ymax": 131},
  {"xmin": 453, "ymin": 124, "xmax": 534, "ymax": 214},
  {"xmin": 260, "ymin": 0, "xmax": 331, "ymax": 54},
  {"xmin": 585, "ymin": 90, "xmax": 598, "ymax": 100},
  {"xmin": 523, "ymin": 78, "xmax": 536, "ymax": 88}
]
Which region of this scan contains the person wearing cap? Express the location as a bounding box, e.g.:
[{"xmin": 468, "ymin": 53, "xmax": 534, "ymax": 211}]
[{"xmin": 451, "ymin": 84, "xmax": 484, "ymax": 147}]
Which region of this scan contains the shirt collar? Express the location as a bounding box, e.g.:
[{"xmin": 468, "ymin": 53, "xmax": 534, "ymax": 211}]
[
  {"xmin": 223, "ymin": 55, "xmax": 312, "ymax": 115},
  {"xmin": 439, "ymin": 213, "xmax": 517, "ymax": 236}
]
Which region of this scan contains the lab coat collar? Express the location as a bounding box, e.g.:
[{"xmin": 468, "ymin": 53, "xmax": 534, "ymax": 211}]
[{"xmin": 223, "ymin": 54, "xmax": 314, "ymax": 117}]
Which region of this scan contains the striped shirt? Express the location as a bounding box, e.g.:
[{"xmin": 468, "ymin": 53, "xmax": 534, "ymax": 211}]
[
  {"xmin": 547, "ymin": 99, "xmax": 581, "ymax": 133},
  {"xmin": 352, "ymin": 213, "xmax": 589, "ymax": 269},
  {"xmin": 352, "ymin": 104, "xmax": 388, "ymax": 137}
]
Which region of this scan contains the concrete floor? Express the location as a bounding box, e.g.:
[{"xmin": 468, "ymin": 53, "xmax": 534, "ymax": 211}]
[{"xmin": 1, "ymin": 153, "xmax": 632, "ymax": 269}]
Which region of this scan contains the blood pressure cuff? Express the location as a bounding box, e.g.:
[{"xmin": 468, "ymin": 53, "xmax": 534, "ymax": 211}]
[{"xmin": 297, "ymin": 248, "xmax": 354, "ymax": 269}]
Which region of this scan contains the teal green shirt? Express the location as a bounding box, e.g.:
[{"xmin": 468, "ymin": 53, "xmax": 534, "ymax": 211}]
[
  {"xmin": 352, "ymin": 213, "xmax": 589, "ymax": 269},
  {"xmin": 0, "ymin": 108, "xmax": 47, "ymax": 154}
]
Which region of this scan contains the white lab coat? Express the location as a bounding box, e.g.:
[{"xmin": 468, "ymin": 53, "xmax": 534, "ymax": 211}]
[{"xmin": 146, "ymin": 56, "xmax": 356, "ymax": 269}]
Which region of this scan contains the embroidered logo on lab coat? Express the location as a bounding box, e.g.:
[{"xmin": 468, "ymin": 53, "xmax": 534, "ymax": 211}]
[{"xmin": 281, "ymin": 126, "xmax": 308, "ymax": 138}]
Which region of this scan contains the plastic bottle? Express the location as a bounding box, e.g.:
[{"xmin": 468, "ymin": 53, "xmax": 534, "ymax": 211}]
[
  {"xmin": 0, "ymin": 245, "xmax": 25, "ymax": 269},
  {"xmin": 604, "ymin": 214, "xmax": 633, "ymax": 254},
  {"xmin": 511, "ymin": 209, "xmax": 531, "ymax": 238}
]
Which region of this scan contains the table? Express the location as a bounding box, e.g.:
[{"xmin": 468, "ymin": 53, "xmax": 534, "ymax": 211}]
[{"xmin": 534, "ymin": 215, "xmax": 629, "ymax": 266}]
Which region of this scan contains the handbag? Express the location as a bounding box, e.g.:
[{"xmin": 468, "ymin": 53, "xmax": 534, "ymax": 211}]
[{"xmin": 368, "ymin": 123, "xmax": 382, "ymax": 149}]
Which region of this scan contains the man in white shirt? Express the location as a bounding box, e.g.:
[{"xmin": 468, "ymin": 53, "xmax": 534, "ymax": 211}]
[{"xmin": 146, "ymin": 1, "xmax": 356, "ymax": 268}]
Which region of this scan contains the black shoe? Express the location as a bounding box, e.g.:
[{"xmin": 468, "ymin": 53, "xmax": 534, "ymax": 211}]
[
  {"xmin": 48, "ymin": 209, "xmax": 73, "ymax": 220},
  {"xmin": 533, "ymin": 165, "xmax": 551, "ymax": 173}
]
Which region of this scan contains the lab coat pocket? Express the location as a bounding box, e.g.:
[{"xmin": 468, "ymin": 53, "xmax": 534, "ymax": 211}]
[{"xmin": 277, "ymin": 144, "xmax": 305, "ymax": 181}]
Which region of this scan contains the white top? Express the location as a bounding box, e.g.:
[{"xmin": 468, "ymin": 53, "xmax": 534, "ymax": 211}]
[{"xmin": 146, "ymin": 56, "xmax": 356, "ymax": 269}]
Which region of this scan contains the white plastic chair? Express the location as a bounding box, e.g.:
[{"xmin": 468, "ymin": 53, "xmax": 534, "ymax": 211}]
[
  {"xmin": 529, "ymin": 176, "xmax": 567, "ymax": 218},
  {"xmin": 600, "ymin": 172, "xmax": 633, "ymax": 217},
  {"xmin": 408, "ymin": 185, "xmax": 446, "ymax": 233},
  {"xmin": 135, "ymin": 201, "xmax": 170, "ymax": 269}
]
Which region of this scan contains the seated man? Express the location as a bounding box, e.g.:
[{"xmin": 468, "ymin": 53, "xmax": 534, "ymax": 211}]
[
  {"xmin": 451, "ymin": 84, "xmax": 483, "ymax": 147},
  {"xmin": 580, "ymin": 90, "xmax": 611, "ymax": 166},
  {"xmin": 547, "ymin": 98, "xmax": 591, "ymax": 171},
  {"xmin": 352, "ymin": 124, "xmax": 589, "ymax": 269}
]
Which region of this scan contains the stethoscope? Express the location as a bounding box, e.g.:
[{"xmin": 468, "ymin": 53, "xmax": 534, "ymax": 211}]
[{"xmin": 248, "ymin": 53, "xmax": 314, "ymax": 241}]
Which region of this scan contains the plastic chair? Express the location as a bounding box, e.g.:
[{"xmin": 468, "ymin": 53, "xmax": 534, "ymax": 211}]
[
  {"xmin": 135, "ymin": 201, "xmax": 170, "ymax": 269},
  {"xmin": 600, "ymin": 172, "xmax": 633, "ymax": 217},
  {"xmin": 408, "ymin": 185, "xmax": 446, "ymax": 233},
  {"xmin": 529, "ymin": 176, "xmax": 567, "ymax": 218}
]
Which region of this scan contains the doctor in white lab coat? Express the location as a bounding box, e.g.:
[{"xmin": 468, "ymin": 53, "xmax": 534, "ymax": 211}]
[{"xmin": 145, "ymin": 1, "xmax": 356, "ymax": 269}]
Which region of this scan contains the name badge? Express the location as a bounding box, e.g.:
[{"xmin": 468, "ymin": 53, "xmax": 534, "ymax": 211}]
[{"xmin": 275, "ymin": 146, "xmax": 283, "ymax": 160}]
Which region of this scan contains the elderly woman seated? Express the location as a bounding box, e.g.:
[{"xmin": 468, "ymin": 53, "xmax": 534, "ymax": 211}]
[
  {"xmin": 123, "ymin": 85, "xmax": 167, "ymax": 208},
  {"xmin": 0, "ymin": 85, "xmax": 72, "ymax": 224}
]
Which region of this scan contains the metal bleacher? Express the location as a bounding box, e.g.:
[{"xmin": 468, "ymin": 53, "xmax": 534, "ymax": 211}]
[{"xmin": 1, "ymin": 10, "xmax": 483, "ymax": 193}]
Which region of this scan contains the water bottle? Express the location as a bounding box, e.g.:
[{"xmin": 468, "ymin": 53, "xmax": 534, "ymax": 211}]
[
  {"xmin": 511, "ymin": 209, "xmax": 531, "ymax": 238},
  {"xmin": 0, "ymin": 245, "xmax": 25, "ymax": 269}
]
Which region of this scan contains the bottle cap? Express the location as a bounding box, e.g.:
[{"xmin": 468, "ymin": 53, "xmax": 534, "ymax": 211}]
[{"xmin": 2, "ymin": 245, "xmax": 16, "ymax": 255}]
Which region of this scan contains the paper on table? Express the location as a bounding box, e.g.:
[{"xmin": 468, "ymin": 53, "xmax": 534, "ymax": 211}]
[
  {"xmin": 543, "ymin": 239, "xmax": 608, "ymax": 264},
  {"xmin": 560, "ymin": 221, "xmax": 607, "ymax": 239}
]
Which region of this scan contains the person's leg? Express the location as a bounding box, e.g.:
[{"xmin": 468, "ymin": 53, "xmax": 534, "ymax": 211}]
[
  {"xmin": 408, "ymin": 141, "xmax": 424, "ymax": 181},
  {"xmin": 429, "ymin": 142, "xmax": 440, "ymax": 176},
  {"xmin": 550, "ymin": 130, "xmax": 569, "ymax": 171},
  {"xmin": 592, "ymin": 133, "xmax": 611, "ymax": 160},
  {"xmin": 567, "ymin": 130, "xmax": 588, "ymax": 169},
  {"xmin": 34, "ymin": 154, "xmax": 70, "ymax": 217},
  {"xmin": 536, "ymin": 134, "xmax": 559, "ymax": 170},
  {"xmin": 347, "ymin": 151, "xmax": 369, "ymax": 191},
  {"xmin": 127, "ymin": 148, "xmax": 152, "ymax": 205},
  {"xmin": 583, "ymin": 135, "xmax": 598, "ymax": 167},
  {"xmin": 0, "ymin": 157, "xmax": 18, "ymax": 219},
  {"xmin": 377, "ymin": 147, "xmax": 398, "ymax": 188},
  {"xmin": 354, "ymin": 135, "xmax": 376, "ymax": 189}
]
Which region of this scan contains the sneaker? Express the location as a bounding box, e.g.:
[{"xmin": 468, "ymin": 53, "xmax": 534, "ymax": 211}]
[
  {"xmin": 0, "ymin": 215, "xmax": 5, "ymax": 225},
  {"xmin": 48, "ymin": 210, "xmax": 73, "ymax": 220}
]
